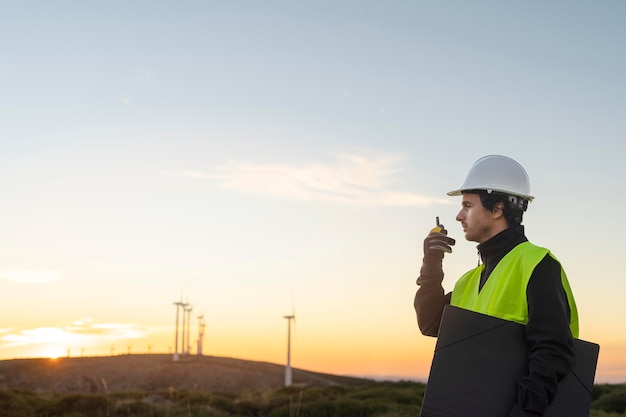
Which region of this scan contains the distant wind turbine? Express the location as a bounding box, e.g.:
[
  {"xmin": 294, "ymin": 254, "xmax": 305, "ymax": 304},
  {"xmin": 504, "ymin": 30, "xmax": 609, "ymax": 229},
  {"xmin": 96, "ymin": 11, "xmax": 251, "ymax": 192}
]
[
  {"xmin": 284, "ymin": 309, "xmax": 296, "ymax": 387},
  {"xmin": 181, "ymin": 302, "xmax": 187, "ymax": 355},
  {"xmin": 173, "ymin": 300, "xmax": 185, "ymax": 361},
  {"xmin": 184, "ymin": 303, "xmax": 193, "ymax": 354},
  {"xmin": 197, "ymin": 314, "xmax": 206, "ymax": 356}
]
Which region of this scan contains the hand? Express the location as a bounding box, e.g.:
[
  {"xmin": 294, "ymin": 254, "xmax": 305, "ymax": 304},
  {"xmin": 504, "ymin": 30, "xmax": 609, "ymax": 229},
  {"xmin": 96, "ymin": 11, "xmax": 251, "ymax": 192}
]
[{"xmin": 423, "ymin": 231, "xmax": 455, "ymax": 259}]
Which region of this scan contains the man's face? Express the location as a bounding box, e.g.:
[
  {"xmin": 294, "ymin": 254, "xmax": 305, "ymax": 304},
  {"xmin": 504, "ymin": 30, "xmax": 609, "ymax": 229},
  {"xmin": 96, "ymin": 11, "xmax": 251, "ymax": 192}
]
[{"xmin": 455, "ymin": 193, "xmax": 497, "ymax": 244}]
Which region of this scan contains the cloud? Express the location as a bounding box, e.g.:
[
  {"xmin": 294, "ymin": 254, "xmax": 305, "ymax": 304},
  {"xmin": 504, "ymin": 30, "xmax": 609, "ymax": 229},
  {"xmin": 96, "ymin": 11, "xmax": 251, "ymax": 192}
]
[
  {"xmin": 2, "ymin": 327, "xmax": 77, "ymax": 346},
  {"xmin": 1, "ymin": 321, "xmax": 150, "ymax": 349},
  {"xmin": 61, "ymin": 319, "xmax": 149, "ymax": 339},
  {"xmin": 169, "ymin": 153, "xmax": 450, "ymax": 207},
  {"xmin": 1, "ymin": 270, "xmax": 61, "ymax": 283}
]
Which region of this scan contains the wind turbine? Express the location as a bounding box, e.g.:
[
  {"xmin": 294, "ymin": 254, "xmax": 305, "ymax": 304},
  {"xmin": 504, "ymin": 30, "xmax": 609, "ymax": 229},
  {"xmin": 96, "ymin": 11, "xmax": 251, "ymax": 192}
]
[
  {"xmin": 184, "ymin": 303, "xmax": 193, "ymax": 354},
  {"xmin": 284, "ymin": 309, "xmax": 296, "ymax": 387},
  {"xmin": 197, "ymin": 314, "xmax": 206, "ymax": 356},
  {"xmin": 180, "ymin": 301, "xmax": 190, "ymax": 355},
  {"xmin": 173, "ymin": 300, "xmax": 185, "ymax": 361}
]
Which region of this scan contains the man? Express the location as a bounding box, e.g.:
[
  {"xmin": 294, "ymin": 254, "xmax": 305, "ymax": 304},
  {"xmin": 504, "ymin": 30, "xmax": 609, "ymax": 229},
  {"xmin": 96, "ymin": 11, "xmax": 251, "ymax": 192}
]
[{"xmin": 414, "ymin": 155, "xmax": 578, "ymax": 417}]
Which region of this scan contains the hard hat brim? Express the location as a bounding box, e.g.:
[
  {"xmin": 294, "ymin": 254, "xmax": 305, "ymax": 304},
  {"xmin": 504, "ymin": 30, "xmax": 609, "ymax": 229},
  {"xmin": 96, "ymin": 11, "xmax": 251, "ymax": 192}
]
[{"xmin": 447, "ymin": 188, "xmax": 534, "ymax": 201}]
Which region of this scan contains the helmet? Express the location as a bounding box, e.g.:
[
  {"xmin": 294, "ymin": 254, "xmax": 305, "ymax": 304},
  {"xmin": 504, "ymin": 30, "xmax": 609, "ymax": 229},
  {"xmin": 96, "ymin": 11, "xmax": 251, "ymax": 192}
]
[{"xmin": 447, "ymin": 155, "xmax": 534, "ymax": 201}]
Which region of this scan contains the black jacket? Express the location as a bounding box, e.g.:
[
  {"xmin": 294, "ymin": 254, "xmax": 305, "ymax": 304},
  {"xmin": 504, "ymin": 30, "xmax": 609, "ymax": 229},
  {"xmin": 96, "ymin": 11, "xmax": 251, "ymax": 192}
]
[{"xmin": 414, "ymin": 226, "xmax": 576, "ymax": 416}]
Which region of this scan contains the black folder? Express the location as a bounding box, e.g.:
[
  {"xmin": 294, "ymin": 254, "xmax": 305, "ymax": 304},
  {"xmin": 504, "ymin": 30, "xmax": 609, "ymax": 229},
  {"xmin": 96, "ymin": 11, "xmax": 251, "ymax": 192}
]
[{"xmin": 420, "ymin": 305, "xmax": 599, "ymax": 417}]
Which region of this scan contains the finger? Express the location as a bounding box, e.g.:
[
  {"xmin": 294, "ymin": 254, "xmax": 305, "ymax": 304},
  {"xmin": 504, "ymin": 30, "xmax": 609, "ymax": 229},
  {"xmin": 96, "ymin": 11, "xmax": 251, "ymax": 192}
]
[
  {"xmin": 428, "ymin": 232, "xmax": 456, "ymax": 244},
  {"xmin": 428, "ymin": 237, "xmax": 455, "ymax": 247},
  {"xmin": 428, "ymin": 245, "xmax": 452, "ymax": 253}
]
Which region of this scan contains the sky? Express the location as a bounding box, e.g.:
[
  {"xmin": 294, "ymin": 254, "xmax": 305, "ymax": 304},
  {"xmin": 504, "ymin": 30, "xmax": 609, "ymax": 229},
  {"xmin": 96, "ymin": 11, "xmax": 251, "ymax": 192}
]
[{"xmin": 1, "ymin": 1, "xmax": 625, "ymax": 384}]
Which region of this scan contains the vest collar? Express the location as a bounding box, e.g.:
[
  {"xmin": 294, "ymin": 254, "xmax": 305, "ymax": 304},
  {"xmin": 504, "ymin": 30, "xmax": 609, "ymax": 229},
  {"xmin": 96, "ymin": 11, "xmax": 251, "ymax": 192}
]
[{"xmin": 476, "ymin": 225, "xmax": 527, "ymax": 289}]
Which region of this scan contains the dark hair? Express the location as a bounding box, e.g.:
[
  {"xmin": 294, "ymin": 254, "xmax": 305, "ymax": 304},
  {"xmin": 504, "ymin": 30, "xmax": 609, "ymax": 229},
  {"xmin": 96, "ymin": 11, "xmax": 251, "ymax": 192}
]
[{"xmin": 471, "ymin": 190, "xmax": 527, "ymax": 227}]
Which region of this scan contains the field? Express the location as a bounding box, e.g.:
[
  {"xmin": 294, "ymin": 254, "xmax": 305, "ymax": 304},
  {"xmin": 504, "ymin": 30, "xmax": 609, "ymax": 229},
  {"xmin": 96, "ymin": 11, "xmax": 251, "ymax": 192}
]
[{"xmin": 0, "ymin": 355, "xmax": 624, "ymax": 416}]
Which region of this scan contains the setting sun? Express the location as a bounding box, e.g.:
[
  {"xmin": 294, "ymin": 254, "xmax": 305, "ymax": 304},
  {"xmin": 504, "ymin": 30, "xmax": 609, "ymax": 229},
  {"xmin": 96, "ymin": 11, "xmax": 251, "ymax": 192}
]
[{"xmin": 33, "ymin": 345, "xmax": 66, "ymax": 360}]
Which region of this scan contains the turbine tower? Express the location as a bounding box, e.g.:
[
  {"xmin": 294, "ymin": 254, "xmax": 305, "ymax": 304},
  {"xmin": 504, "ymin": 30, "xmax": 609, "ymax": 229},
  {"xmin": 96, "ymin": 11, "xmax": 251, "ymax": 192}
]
[
  {"xmin": 173, "ymin": 300, "xmax": 185, "ymax": 361},
  {"xmin": 283, "ymin": 312, "xmax": 295, "ymax": 387},
  {"xmin": 180, "ymin": 301, "xmax": 189, "ymax": 355},
  {"xmin": 197, "ymin": 314, "xmax": 206, "ymax": 356},
  {"xmin": 184, "ymin": 303, "xmax": 193, "ymax": 354}
]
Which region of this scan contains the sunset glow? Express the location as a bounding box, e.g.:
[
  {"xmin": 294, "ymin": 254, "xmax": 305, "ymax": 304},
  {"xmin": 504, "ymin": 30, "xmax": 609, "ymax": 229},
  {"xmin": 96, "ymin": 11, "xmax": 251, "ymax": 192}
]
[{"xmin": 1, "ymin": 1, "xmax": 626, "ymax": 386}]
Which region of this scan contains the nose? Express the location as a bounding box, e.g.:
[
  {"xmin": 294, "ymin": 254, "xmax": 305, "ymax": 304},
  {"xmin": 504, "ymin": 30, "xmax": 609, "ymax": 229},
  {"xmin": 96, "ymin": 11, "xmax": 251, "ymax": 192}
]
[{"xmin": 456, "ymin": 209, "xmax": 463, "ymax": 222}]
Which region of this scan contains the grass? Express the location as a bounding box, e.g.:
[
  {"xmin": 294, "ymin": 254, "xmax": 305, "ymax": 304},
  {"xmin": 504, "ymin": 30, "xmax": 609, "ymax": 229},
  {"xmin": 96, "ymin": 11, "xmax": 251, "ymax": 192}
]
[{"xmin": 0, "ymin": 381, "xmax": 623, "ymax": 417}]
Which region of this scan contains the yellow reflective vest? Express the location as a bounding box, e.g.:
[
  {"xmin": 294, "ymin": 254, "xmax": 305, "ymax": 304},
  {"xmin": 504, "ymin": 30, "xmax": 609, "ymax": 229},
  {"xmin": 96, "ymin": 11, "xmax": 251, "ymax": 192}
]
[{"xmin": 450, "ymin": 241, "xmax": 579, "ymax": 338}]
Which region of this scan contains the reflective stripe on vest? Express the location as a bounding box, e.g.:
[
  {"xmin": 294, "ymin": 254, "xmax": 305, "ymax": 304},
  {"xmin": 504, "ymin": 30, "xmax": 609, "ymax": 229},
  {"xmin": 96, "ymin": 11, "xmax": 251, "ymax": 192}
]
[{"xmin": 450, "ymin": 241, "xmax": 579, "ymax": 338}]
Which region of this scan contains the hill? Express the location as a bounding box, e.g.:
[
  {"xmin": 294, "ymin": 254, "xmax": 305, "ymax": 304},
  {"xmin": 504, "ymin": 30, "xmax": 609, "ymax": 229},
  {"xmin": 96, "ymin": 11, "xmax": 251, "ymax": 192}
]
[{"xmin": 0, "ymin": 354, "xmax": 368, "ymax": 394}]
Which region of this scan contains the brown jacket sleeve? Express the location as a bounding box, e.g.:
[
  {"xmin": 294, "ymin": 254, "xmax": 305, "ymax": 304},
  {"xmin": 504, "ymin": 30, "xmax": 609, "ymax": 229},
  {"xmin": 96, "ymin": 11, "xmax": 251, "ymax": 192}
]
[{"xmin": 414, "ymin": 256, "xmax": 452, "ymax": 337}]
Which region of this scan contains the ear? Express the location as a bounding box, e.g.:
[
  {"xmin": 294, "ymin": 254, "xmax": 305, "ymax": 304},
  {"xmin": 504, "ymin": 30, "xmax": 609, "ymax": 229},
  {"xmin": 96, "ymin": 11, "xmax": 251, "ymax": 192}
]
[{"xmin": 492, "ymin": 202, "xmax": 505, "ymax": 220}]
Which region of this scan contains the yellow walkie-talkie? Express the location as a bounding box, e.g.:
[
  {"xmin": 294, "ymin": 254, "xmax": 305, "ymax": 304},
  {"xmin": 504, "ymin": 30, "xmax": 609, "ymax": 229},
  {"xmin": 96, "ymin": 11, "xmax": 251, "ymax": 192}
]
[{"xmin": 430, "ymin": 216, "xmax": 447, "ymax": 235}]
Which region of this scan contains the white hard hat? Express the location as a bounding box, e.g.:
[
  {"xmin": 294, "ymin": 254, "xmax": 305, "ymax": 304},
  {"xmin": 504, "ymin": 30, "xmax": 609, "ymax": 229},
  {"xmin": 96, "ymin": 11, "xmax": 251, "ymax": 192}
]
[{"xmin": 447, "ymin": 155, "xmax": 534, "ymax": 201}]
